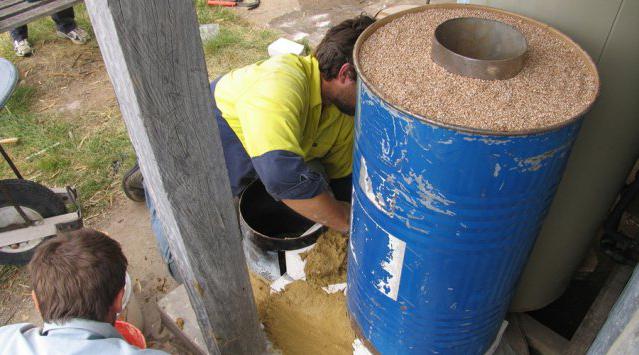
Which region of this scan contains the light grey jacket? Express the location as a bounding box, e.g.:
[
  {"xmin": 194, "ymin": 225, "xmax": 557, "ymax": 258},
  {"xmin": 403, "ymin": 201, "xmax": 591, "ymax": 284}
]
[{"xmin": 0, "ymin": 318, "xmax": 168, "ymax": 355}]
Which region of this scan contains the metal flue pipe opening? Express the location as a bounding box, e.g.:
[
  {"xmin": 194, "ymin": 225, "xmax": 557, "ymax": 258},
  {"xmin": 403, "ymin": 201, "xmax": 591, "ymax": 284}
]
[{"xmin": 431, "ymin": 17, "xmax": 527, "ymax": 80}]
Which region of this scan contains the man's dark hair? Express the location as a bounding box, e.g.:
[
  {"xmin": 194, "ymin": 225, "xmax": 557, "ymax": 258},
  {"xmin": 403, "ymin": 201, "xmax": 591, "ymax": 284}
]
[
  {"xmin": 29, "ymin": 228, "xmax": 128, "ymax": 323},
  {"xmin": 315, "ymin": 15, "xmax": 375, "ymax": 80}
]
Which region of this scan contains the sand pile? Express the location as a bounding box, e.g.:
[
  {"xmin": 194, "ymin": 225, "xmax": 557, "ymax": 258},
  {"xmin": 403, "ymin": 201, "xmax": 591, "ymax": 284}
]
[
  {"xmin": 249, "ymin": 273, "xmax": 270, "ymax": 320},
  {"xmin": 250, "ymin": 277, "xmax": 355, "ymax": 355},
  {"xmin": 302, "ymin": 230, "xmax": 349, "ymax": 287},
  {"xmin": 264, "ymin": 281, "xmax": 355, "ymax": 355},
  {"xmin": 247, "ymin": 229, "xmax": 354, "ymax": 354},
  {"xmin": 359, "ymin": 6, "xmax": 599, "ymax": 132}
]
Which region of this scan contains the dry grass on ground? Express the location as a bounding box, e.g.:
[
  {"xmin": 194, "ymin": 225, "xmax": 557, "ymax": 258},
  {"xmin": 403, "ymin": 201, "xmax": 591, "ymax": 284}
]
[{"xmin": 0, "ymin": 2, "xmax": 281, "ymax": 219}]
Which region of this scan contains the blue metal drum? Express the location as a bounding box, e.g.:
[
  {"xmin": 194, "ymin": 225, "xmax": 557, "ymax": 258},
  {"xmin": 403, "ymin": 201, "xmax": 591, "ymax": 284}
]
[{"xmin": 347, "ymin": 77, "xmax": 584, "ymax": 353}]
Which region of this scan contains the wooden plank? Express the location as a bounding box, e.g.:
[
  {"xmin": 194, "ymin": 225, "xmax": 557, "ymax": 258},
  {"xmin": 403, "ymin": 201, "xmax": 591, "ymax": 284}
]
[
  {"xmin": 84, "ymin": 1, "xmax": 265, "ymax": 354},
  {"xmin": 517, "ymin": 313, "xmax": 569, "ymax": 355},
  {"xmin": 0, "ymin": 211, "xmax": 79, "ymax": 246},
  {"xmin": 0, "ymin": 0, "xmax": 80, "ymax": 33},
  {"xmin": 0, "ymin": 0, "xmax": 54, "ymax": 20},
  {"xmin": 0, "ymin": 0, "xmax": 25, "ymax": 11},
  {"xmin": 565, "ymin": 265, "xmax": 633, "ymax": 354},
  {"xmin": 498, "ymin": 314, "xmax": 530, "ymax": 355},
  {"xmin": 604, "ymin": 312, "xmax": 639, "ymax": 354},
  {"xmin": 587, "ymin": 264, "xmax": 639, "ymax": 354}
]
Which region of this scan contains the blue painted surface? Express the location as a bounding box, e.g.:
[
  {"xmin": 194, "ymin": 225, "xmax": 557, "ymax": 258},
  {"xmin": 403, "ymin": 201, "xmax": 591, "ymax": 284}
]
[{"xmin": 347, "ymin": 81, "xmax": 583, "ymax": 354}]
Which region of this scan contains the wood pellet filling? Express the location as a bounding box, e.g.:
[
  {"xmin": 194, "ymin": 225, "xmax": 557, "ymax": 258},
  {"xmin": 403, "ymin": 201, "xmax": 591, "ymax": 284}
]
[{"xmin": 359, "ymin": 7, "xmax": 599, "ymax": 132}]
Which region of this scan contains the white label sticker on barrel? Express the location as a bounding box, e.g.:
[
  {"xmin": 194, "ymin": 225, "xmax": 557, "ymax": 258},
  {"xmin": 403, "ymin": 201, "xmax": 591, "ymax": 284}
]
[{"xmin": 375, "ymin": 233, "xmax": 406, "ymax": 301}]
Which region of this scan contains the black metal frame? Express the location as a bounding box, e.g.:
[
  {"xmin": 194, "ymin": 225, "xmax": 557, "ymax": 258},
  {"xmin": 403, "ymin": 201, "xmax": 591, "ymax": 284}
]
[
  {"xmin": 0, "ymin": 141, "xmax": 82, "ymax": 235},
  {"xmin": 0, "ymin": 141, "xmax": 35, "ymax": 229},
  {"xmin": 0, "ymin": 142, "xmax": 22, "ymax": 179},
  {"xmin": 58, "ymin": 185, "xmax": 83, "ymax": 232}
]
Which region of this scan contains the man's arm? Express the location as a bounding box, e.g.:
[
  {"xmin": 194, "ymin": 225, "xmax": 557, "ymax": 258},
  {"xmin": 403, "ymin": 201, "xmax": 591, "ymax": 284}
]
[
  {"xmin": 283, "ymin": 191, "xmax": 350, "ymax": 233},
  {"xmin": 234, "ymin": 78, "xmax": 351, "ymax": 231},
  {"xmin": 251, "ymin": 151, "xmax": 351, "ymax": 232}
]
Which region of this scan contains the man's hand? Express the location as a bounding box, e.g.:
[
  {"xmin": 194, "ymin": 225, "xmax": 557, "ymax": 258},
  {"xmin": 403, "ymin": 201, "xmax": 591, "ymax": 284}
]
[{"xmin": 282, "ymin": 191, "xmax": 351, "ymax": 233}]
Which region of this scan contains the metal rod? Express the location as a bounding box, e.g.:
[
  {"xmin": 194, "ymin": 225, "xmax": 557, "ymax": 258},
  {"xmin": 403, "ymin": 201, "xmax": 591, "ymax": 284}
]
[{"xmin": 0, "ymin": 143, "xmax": 23, "ymax": 179}]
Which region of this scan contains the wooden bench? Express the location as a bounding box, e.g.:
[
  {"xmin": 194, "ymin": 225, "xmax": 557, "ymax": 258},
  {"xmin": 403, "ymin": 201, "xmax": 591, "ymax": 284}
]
[{"xmin": 0, "ymin": 0, "xmax": 81, "ymax": 33}]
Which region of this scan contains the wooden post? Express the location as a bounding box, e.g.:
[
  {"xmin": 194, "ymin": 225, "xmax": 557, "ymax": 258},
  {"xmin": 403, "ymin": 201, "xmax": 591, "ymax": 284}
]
[{"xmin": 84, "ymin": 1, "xmax": 265, "ymax": 354}]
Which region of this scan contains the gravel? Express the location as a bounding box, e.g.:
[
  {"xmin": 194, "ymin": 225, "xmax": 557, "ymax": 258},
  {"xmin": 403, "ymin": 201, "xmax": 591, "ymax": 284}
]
[{"xmin": 359, "ymin": 7, "xmax": 599, "ymax": 132}]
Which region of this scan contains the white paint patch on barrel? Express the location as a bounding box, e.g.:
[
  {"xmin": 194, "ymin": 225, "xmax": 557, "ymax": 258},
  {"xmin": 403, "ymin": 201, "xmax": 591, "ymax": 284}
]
[
  {"xmin": 493, "ymin": 163, "xmax": 502, "ymax": 177},
  {"xmin": 359, "ymin": 157, "xmax": 387, "ymax": 212},
  {"xmin": 515, "ymin": 143, "xmax": 570, "ymax": 172},
  {"xmin": 375, "ymin": 233, "xmax": 406, "ymax": 301},
  {"xmin": 462, "ymin": 136, "xmax": 511, "ymax": 145},
  {"xmin": 404, "ymin": 171, "xmax": 455, "ymax": 216},
  {"xmin": 350, "ymin": 237, "xmax": 358, "ymax": 265}
]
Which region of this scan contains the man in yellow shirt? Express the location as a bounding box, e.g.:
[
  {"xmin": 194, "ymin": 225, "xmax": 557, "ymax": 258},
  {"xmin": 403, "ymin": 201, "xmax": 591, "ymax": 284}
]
[
  {"xmin": 213, "ymin": 16, "xmax": 375, "ymax": 233},
  {"xmin": 123, "ymin": 15, "xmax": 374, "ymax": 278}
]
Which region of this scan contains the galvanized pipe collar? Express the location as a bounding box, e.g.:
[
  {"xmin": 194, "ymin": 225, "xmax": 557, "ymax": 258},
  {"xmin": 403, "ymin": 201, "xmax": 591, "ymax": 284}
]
[{"xmin": 431, "ymin": 17, "xmax": 528, "ymax": 80}]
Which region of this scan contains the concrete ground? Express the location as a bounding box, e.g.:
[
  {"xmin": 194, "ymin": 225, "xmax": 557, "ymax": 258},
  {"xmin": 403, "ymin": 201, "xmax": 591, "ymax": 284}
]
[{"xmin": 238, "ymin": 0, "xmax": 432, "ymax": 45}]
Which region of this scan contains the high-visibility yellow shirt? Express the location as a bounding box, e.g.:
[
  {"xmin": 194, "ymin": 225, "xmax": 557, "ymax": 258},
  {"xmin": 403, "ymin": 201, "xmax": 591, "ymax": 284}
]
[{"xmin": 213, "ymin": 54, "xmax": 353, "ymax": 199}]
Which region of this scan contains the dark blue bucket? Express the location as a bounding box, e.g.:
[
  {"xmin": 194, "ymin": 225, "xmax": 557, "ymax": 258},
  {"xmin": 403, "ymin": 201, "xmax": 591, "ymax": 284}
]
[{"xmin": 346, "ymin": 6, "xmax": 597, "ymax": 354}]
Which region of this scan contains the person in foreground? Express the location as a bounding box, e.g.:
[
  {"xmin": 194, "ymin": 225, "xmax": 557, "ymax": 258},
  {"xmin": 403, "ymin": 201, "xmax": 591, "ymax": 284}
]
[
  {"xmin": 122, "ymin": 15, "xmax": 375, "ymax": 280},
  {"xmin": 0, "ymin": 228, "xmax": 167, "ymax": 355}
]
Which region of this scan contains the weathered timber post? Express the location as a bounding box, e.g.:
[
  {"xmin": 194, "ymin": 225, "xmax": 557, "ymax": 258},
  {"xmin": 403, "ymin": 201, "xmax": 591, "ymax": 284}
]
[{"xmin": 84, "ymin": 1, "xmax": 265, "ymax": 354}]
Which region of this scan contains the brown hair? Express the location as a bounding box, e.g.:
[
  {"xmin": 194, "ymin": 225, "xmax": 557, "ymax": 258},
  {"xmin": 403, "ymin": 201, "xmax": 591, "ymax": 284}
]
[
  {"xmin": 314, "ymin": 15, "xmax": 375, "ymax": 80},
  {"xmin": 29, "ymin": 228, "xmax": 128, "ymax": 323}
]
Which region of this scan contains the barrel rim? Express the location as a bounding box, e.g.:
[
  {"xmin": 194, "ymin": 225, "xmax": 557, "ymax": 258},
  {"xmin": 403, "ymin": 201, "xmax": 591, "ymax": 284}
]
[{"xmin": 354, "ymin": 3, "xmax": 601, "ymax": 137}]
